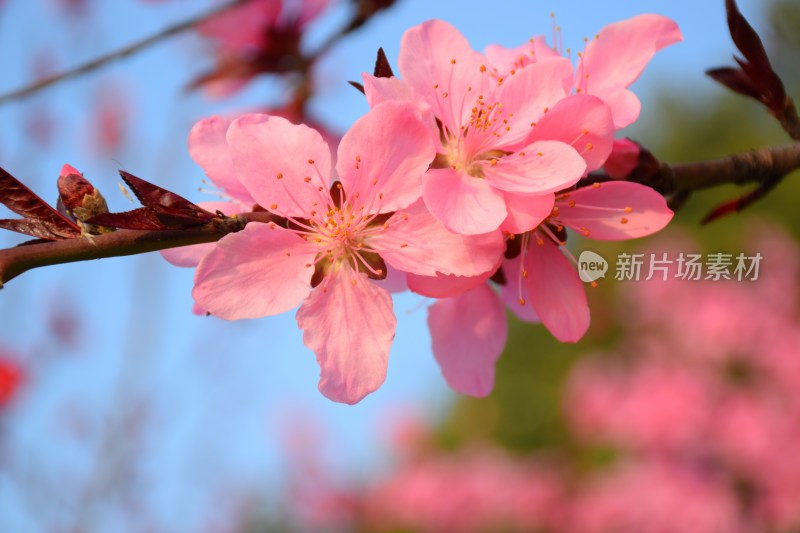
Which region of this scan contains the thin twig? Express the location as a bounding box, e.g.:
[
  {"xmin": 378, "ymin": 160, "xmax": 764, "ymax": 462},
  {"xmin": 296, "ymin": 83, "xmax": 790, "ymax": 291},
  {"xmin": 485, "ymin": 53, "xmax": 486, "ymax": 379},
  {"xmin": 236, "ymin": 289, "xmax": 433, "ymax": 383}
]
[
  {"xmin": 0, "ymin": 211, "xmax": 273, "ymax": 287},
  {"xmin": 0, "ymin": 0, "xmax": 246, "ymax": 105}
]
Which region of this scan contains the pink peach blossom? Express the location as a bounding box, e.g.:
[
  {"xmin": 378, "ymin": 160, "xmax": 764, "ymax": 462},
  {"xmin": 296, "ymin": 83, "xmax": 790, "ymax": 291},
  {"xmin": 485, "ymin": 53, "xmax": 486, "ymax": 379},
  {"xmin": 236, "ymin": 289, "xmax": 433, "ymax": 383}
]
[
  {"xmin": 361, "ymin": 448, "xmax": 564, "ymax": 533},
  {"xmin": 363, "ymin": 20, "xmax": 616, "ymax": 235},
  {"xmin": 193, "ymin": 102, "xmax": 503, "ymax": 403},
  {"xmin": 411, "ymin": 180, "xmax": 671, "ymax": 397},
  {"xmin": 507, "ymin": 181, "xmax": 673, "ymax": 342},
  {"xmin": 486, "ymin": 14, "xmax": 683, "ymax": 129},
  {"xmin": 566, "ymin": 460, "xmax": 741, "ymax": 533}
]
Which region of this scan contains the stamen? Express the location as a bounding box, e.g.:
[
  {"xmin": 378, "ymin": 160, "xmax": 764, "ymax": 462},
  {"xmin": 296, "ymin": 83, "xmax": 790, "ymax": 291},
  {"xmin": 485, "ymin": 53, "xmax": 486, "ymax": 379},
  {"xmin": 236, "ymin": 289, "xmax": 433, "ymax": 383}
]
[{"xmin": 516, "ymin": 232, "xmax": 532, "ymax": 307}]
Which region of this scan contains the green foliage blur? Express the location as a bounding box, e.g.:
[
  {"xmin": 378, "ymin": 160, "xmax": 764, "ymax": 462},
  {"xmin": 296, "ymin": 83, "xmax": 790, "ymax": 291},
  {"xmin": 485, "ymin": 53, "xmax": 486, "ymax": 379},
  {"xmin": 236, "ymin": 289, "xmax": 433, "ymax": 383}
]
[{"xmin": 435, "ymin": 0, "xmax": 800, "ymax": 461}]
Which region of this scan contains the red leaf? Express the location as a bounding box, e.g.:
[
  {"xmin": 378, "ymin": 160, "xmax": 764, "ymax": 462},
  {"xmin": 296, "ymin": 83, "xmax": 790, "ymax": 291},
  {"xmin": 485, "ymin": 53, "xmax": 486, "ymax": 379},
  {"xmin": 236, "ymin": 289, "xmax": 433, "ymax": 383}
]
[
  {"xmin": 119, "ymin": 170, "xmax": 215, "ymax": 222},
  {"xmin": 706, "ymin": 67, "xmax": 760, "ymax": 100},
  {"xmin": 87, "ymin": 206, "xmax": 215, "ymax": 231},
  {"xmin": 373, "ymin": 47, "xmax": 394, "ymax": 78},
  {"xmin": 86, "ymin": 207, "xmax": 167, "ymax": 230},
  {"xmin": 348, "ymin": 80, "xmax": 366, "ymax": 94},
  {"xmin": 0, "ymin": 166, "xmax": 80, "ymax": 239},
  {"xmin": 84, "ymin": 171, "xmax": 219, "ymax": 230},
  {"xmin": 701, "ymin": 174, "xmax": 782, "ymax": 224},
  {"xmin": 708, "ymin": 0, "xmax": 798, "ymax": 137}
]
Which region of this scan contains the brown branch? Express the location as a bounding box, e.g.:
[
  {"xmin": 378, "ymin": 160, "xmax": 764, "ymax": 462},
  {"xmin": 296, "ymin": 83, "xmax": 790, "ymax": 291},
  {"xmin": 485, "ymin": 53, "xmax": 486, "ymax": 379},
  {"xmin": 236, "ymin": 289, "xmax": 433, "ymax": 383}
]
[
  {"xmin": 2, "ymin": 143, "xmax": 799, "ymax": 288},
  {"xmin": 0, "ymin": 0, "xmax": 247, "ymax": 106},
  {"xmin": 670, "ymin": 142, "xmax": 800, "ymax": 191},
  {"xmin": 0, "ymin": 212, "xmax": 274, "ymax": 288}
]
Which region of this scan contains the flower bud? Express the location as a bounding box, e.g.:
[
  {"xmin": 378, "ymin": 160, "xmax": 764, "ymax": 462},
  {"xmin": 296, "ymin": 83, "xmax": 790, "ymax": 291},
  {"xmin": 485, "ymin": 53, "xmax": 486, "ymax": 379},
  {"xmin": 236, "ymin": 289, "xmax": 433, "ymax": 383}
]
[{"xmin": 57, "ymin": 164, "xmax": 111, "ymax": 235}]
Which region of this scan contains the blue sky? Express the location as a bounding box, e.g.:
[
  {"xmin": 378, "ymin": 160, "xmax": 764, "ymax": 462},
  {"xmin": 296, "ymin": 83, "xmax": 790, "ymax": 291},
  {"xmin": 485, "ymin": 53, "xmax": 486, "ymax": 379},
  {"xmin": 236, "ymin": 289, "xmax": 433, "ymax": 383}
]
[{"xmin": 0, "ymin": 0, "xmax": 769, "ymax": 530}]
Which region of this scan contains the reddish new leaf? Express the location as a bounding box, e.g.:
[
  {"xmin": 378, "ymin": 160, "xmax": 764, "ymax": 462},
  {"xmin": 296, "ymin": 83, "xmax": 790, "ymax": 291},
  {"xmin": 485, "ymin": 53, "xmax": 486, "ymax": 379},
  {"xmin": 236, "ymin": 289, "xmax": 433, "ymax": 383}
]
[
  {"xmin": 706, "ymin": 67, "xmax": 760, "ymax": 101},
  {"xmin": 349, "ymin": 48, "xmax": 396, "ymax": 95},
  {"xmin": 373, "ymin": 47, "xmax": 394, "ymax": 78},
  {"xmin": 84, "ymin": 171, "xmax": 217, "ymax": 230},
  {"xmin": 707, "ymin": 0, "xmax": 800, "ymax": 139},
  {"xmin": 120, "ymin": 171, "xmax": 213, "ymax": 219},
  {"xmin": 348, "ymin": 80, "xmax": 366, "ymax": 94},
  {"xmin": 701, "ymin": 174, "xmax": 782, "ymax": 225},
  {"xmin": 0, "ymin": 166, "xmax": 80, "ymax": 239},
  {"xmin": 86, "ymin": 207, "xmax": 167, "ymax": 230}
]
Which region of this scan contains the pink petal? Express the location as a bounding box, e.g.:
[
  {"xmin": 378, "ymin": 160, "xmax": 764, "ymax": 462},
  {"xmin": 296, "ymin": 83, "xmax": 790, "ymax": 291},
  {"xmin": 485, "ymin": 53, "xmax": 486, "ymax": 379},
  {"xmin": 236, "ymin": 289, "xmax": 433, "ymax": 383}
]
[
  {"xmin": 407, "ymin": 269, "xmax": 494, "ymax": 298},
  {"xmin": 227, "ymin": 114, "xmax": 332, "ymax": 217},
  {"xmin": 192, "ymin": 301, "xmax": 207, "ymax": 316},
  {"xmin": 579, "ymin": 14, "xmax": 682, "ymax": 127},
  {"xmin": 604, "ymin": 138, "xmax": 641, "ymax": 179},
  {"xmin": 597, "ymin": 88, "xmax": 641, "ymax": 130},
  {"xmin": 380, "ymin": 265, "xmax": 409, "ymax": 294},
  {"xmin": 558, "ymin": 181, "xmax": 673, "ymax": 240},
  {"xmin": 60, "ymin": 164, "xmax": 81, "ymax": 176},
  {"xmin": 362, "ymin": 74, "xmax": 419, "ymax": 107},
  {"xmin": 189, "ymin": 116, "xmax": 255, "ymax": 205},
  {"xmin": 501, "ymin": 192, "xmax": 554, "ymax": 234},
  {"xmin": 421, "ymin": 168, "xmax": 507, "ymax": 235},
  {"xmin": 525, "ymin": 238, "xmax": 589, "ymax": 342},
  {"xmin": 160, "ymin": 201, "xmax": 245, "ymax": 267},
  {"xmin": 296, "ymin": 270, "xmax": 395, "ymax": 404},
  {"xmin": 482, "ymin": 140, "xmax": 586, "ymax": 194},
  {"xmin": 398, "ymin": 19, "xmax": 486, "ymax": 129},
  {"xmin": 193, "ymin": 224, "xmax": 317, "ymax": 320},
  {"xmin": 162, "ymin": 242, "xmax": 215, "ymax": 268},
  {"xmin": 429, "ymin": 284, "xmax": 507, "ymax": 397},
  {"xmin": 371, "ymin": 200, "xmax": 504, "ymax": 277},
  {"xmin": 337, "ymin": 102, "xmax": 434, "ymax": 213},
  {"xmin": 484, "ymin": 37, "xmax": 560, "ymax": 75},
  {"xmin": 492, "ymin": 56, "xmax": 573, "ymax": 147},
  {"xmin": 527, "ymin": 94, "xmax": 615, "ymax": 172}
]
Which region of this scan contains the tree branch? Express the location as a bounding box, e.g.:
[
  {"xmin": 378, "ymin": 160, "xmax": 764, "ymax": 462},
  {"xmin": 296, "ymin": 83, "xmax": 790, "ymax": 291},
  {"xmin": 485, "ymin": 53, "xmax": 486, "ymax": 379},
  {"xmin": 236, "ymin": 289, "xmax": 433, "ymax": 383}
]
[
  {"xmin": 0, "ymin": 212, "xmax": 274, "ymax": 288},
  {"xmin": 1, "ymin": 143, "xmax": 799, "ymax": 288},
  {"xmin": 669, "ymin": 142, "xmax": 800, "ymax": 191},
  {"xmin": 0, "ymin": 0, "xmax": 246, "ymax": 106}
]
